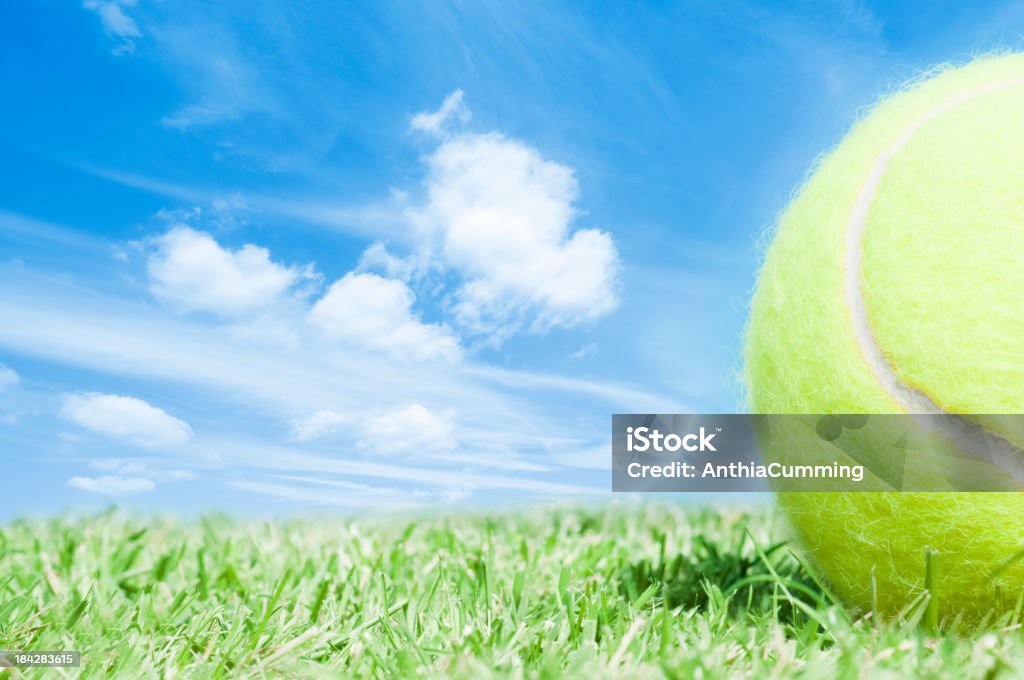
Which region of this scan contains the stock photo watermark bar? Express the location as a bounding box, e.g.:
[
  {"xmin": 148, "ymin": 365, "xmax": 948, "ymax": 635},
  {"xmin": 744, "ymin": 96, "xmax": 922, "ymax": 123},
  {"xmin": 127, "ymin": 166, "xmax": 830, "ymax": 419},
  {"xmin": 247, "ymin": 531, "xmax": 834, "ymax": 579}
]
[{"xmin": 612, "ymin": 414, "xmax": 1024, "ymax": 492}]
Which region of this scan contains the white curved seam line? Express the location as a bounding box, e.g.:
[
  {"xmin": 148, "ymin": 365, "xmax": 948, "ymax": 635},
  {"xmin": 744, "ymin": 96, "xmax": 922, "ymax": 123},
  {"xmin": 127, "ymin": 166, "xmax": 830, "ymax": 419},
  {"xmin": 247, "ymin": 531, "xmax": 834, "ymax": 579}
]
[
  {"xmin": 843, "ymin": 76, "xmax": 1024, "ymax": 488},
  {"xmin": 845, "ymin": 76, "xmax": 1024, "ymax": 415}
]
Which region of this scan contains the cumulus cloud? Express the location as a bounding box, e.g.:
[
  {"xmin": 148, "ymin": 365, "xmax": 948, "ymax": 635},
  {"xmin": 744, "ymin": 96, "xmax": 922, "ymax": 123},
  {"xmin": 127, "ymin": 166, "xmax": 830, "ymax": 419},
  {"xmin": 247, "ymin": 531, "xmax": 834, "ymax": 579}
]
[
  {"xmin": 357, "ymin": 242, "xmax": 417, "ymax": 280},
  {"xmin": 148, "ymin": 226, "xmax": 313, "ymax": 316},
  {"xmin": 59, "ymin": 393, "xmax": 193, "ymax": 447},
  {"xmin": 83, "ymin": 0, "xmax": 141, "ymax": 56},
  {"xmin": 67, "ymin": 475, "xmax": 155, "ymax": 495},
  {"xmin": 309, "ymin": 273, "xmax": 460, "ymax": 362},
  {"xmin": 410, "ymin": 89, "xmax": 470, "ymax": 137},
  {"xmin": 405, "ymin": 93, "xmax": 620, "ymax": 341},
  {"xmin": 291, "ymin": 409, "xmax": 352, "ymax": 441},
  {"xmin": 0, "ymin": 364, "xmax": 18, "ymax": 389},
  {"xmin": 359, "ymin": 403, "xmax": 457, "ymax": 456}
]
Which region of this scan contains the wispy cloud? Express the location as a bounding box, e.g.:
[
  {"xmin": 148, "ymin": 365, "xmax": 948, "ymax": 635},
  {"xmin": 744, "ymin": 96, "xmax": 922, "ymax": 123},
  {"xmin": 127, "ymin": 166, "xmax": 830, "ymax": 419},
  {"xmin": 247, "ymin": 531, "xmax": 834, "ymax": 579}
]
[
  {"xmin": 221, "ymin": 441, "xmax": 604, "ymax": 496},
  {"xmin": 82, "ymin": 1, "xmax": 285, "ymax": 130},
  {"xmin": 78, "ymin": 166, "xmax": 410, "ymax": 242},
  {"xmin": 67, "ymin": 475, "xmax": 155, "ymax": 495},
  {"xmin": 411, "ymin": 89, "xmax": 470, "ymax": 137},
  {"xmin": 271, "ymin": 474, "xmax": 400, "ymax": 495},
  {"xmin": 570, "ymin": 342, "xmax": 598, "ymax": 360},
  {"xmin": 83, "ymin": 0, "xmax": 141, "ymax": 56},
  {"xmin": 549, "ymin": 445, "xmax": 608, "ymax": 470},
  {"xmin": 231, "ymin": 474, "xmax": 486, "ymax": 508},
  {"xmin": 291, "ymin": 409, "xmax": 352, "ymax": 442},
  {"xmin": 0, "ymin": 209, "xmax": 111, "ymax": 254},
  {"xmin": 150, "ymin": 13, "xmax": 280, "ymax": 130},
  {"xmin": 88, "ymin": 458, "xmax": 194, "ymax": 481},
  {"xmin": 0, "ymin": 364, "xmax": 18, "ymax": 390},
  {"xmin": 227, "ymin": 479, "xmax": 418, "ymax": 509}
]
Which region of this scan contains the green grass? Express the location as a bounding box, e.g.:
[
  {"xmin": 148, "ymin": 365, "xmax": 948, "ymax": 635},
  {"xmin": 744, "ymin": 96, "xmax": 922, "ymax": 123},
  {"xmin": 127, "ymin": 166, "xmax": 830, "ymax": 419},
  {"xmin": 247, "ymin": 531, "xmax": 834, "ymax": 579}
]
[{"xmin": 0, "ymin": 502, "xmax": 1021, "ymax": 678}]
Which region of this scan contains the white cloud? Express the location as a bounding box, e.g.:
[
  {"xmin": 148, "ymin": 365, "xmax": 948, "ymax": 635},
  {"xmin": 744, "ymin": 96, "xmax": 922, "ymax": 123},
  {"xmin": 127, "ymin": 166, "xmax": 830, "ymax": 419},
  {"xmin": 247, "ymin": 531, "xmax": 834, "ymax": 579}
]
[
  {"xmin": 67, "ymin": 475, "xmax": 155, "ymax": 495},
  {"xmin": 411, "ymin": 89, "xmax": 470, "ymax": 137},
  {"xmin": 357, "ymin": 242, "xmax": 416, "ymax": 280},
  {"xmin": 414, "ymin": 128, "xmax": 620, "ymax": 340},
  {"xmin": 83, "ymin": 0, "xmax": 141, "ymax": 56},
  {"xmin": 0, "ymin": 363, "xmax": 18, "ymax": 389},
  {"xmin": 139, "ymin": 13, "xmax": 277, "ymax": 131},
  {"xmin": 59, "ymin": 393, "xmax": 193, "ymax": 447},
  {"xmin": 570, "ymin": 342, "xmax": 598, "ymax": 360},
  {"xmin": 442, "ymin": 486, "xmax": 474, "ymax": 504},
  {"xmin": 291, "ymin": 409, "xmax": 352, "ymax": 441},
  {"xmin": 148, "ymin": 226, "xmax": 313, "ymax": 316},
  {"xmin": 309, "ymin": 273, "xmax": 460, "ymax": 362},
  {"xmin": 360, "ymin": 403, "xmax": 457, "ymax": 456}
]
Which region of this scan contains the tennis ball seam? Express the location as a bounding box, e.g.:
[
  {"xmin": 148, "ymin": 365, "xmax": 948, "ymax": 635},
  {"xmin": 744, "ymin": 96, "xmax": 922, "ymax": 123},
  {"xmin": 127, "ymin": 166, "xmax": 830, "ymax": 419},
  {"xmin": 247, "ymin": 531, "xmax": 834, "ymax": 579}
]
[
  {"xmin": 844, "ymin": 75, "xmax": 1024, "ymax": 483},
  {"xmin": 845, "ymin": 76, "xmax": 1024, "ymax": 415}
]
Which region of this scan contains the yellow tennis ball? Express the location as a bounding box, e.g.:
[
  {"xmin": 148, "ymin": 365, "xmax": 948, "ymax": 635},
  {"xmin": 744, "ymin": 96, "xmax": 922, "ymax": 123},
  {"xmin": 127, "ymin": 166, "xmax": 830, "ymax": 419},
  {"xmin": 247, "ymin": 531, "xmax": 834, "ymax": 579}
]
[{"xmin": 746, "ymin": 53, "xmax": 1024, "ymax": 623}]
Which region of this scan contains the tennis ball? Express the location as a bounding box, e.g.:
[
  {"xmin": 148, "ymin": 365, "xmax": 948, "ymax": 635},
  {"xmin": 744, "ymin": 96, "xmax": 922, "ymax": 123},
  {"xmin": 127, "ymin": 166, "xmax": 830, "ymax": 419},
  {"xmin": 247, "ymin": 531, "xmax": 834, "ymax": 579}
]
[{"xmin": 746, "ymin": 53, "xmax": 1024, "ymax": 624}]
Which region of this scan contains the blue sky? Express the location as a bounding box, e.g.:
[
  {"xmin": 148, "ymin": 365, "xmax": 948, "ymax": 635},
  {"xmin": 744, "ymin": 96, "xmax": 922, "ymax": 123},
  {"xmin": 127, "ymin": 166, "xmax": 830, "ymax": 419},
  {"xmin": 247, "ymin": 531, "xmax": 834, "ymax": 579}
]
[{"xmin": 2, "ymin": 0, "xmax": 1023, "ymax": 517}]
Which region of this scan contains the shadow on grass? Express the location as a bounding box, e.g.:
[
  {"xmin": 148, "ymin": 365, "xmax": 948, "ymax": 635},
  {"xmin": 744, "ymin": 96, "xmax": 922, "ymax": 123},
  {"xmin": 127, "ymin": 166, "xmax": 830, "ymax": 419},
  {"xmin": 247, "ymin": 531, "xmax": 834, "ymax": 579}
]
[{"xmin": 619, "ymin": 529, "xmax": 824, "ymax": 623}]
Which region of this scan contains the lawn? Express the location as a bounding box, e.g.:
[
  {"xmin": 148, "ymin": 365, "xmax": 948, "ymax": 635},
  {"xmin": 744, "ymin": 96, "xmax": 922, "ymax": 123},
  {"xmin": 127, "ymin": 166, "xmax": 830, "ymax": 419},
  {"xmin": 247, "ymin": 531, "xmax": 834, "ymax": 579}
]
[{"xmin": 0, "ymin": 502, "xmax": 1020, "ymax": 678}]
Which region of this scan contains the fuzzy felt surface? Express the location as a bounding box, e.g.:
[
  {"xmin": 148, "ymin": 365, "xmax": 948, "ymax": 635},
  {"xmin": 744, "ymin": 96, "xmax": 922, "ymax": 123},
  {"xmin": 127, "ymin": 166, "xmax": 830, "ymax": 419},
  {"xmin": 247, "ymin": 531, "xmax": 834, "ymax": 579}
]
[{"xmin": 746, "ymin": 53, "xmax": 1024, "ymax": 623}]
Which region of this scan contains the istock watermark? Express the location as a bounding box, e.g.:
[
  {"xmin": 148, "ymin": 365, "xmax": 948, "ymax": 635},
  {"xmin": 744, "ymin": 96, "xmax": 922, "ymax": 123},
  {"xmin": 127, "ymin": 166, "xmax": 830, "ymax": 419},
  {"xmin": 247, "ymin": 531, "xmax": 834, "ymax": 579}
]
[
  {"xmin": 612, "ymin": 414, "xmax": 1024, "ymax": 493},
  {"xmin": 625, "ymin": 425, "xmax": 717, "ymax": 452}
]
